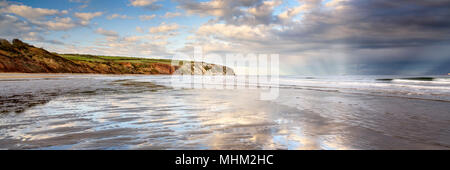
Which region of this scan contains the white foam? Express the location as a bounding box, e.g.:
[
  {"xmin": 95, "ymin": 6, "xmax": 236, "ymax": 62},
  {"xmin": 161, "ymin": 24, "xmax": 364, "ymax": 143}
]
[{"xmin": 393, "ymin": 79, "xmax": 450, "ymax": 85}]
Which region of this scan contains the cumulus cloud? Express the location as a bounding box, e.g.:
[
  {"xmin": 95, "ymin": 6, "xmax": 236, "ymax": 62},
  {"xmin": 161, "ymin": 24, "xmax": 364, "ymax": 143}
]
[
  {"xmin": 0, "ymin": 2, "xmax": 101, "ymax": 31},
  {"xmin": 0, "ymin": 4, "xmax": 66, "ymax": 21},
  {"xmin": 88, "ymin": 34, "xmax": 173, "ymax": 58},
  {"xmin": 0, "ymin": 1, "xmax": 113, "ymax": 49},
  {"xmin": 139, "ymin": 14, "xmax": 156, "ymax": 21},
  {"xmin": 129, "ymin": 0, "xmax": 156, "ymax": 6},
  {"xmin": 68, "ymin": 0, "xmax": 90, "ymax": 9},
  {"xmin": 197, "ymin": 23, "xmax": 269, "ymax": 41},
  {"xmin": 276, "ymin": 0, "xmax": 450, "ymax": 49},
  {"xmin": 95, "ymin": 28, "xmax": 119, "ymax": 38},
  {"xmin": 0, "ymin": 14, "xmax": 66, "ymax": 45},
  {"xmin": 0, "ymin": 14, "xmax": 33, "ymax": 39},
  {"xmin": 178, "ymin": 0, "xmax": 258, "ymax": 16},
  {"xmin": 277, "ymin": 0, "xmax": 320, "ymax": 23},
  {"xmin": 0, "ymin": 2, "xmax": 76, "ymax": 44},
  {"xmin": 107, "ymin": 14, "xmax": 132, "ymax": 20},
  {"xmin": 179, "ymin": 0, "xmax": 450, "ymax": 75},
  {"xmin": 136, "ymin": 26, "xmax": 144, "ymax": 33},
  {"xmin": 54, "ymin": 29, "xmax": 174, "ymax": 58},
  {"xmin": 162, "ymin": 12, "xmax": 182, "ymax": 18},
  {"xmin": 69, "ymin": 0, "xmax": 90, "ymax": 3},
  {"xmin": 74, "ymin": 12, "xmax": 103, "ymax": 25},
  {"xmin": 149, "ymin": 23, "xmax": 179, "ymax": 34},
  {"xmin": 177, "ymin": 0, "xmax": 281, "ymax": 25},
  {"xmin": 35, "ymin": 17, "xmax": 78, "ymax": 31},
  {"xmin": 129, "ymin": 0, "xmax": 161, "ymax": 10},
  {"xmin": 0, "ymin": 1, "xmax": 8, "ymax": 7},
  {"xmin": 86, "ymin": 22, "xmax": 180, "ymax": 58},
  {"xmin": 2, "ymin": 0, "xmax": 450, "ymax": 75}
]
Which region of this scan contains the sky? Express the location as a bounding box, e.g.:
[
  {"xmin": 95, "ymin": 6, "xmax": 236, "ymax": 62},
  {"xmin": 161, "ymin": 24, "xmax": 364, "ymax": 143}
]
[{"xmin": 0, "ymin": 0, "xmax": 449, "ymax": 75}]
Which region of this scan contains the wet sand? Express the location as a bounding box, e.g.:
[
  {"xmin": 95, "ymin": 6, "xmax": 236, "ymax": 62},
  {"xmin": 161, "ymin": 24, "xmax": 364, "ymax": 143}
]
[
  {"xmin": 0, "ymin": 73, "xmax": 67, "ymax": 79},
  {"xmin": 0, "ymin": 74, "xmax": 449, "ymax": 149}
]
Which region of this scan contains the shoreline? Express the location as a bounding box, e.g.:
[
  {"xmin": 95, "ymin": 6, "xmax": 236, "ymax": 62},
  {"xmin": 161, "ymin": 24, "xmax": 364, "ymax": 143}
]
[
  {"xmin": 0, "ymin": 72, "xmax": 169, "ymax": 79},
  {"xmin": 0, "ymin": 72, "xmax": 240, "ymax": 79},
  {"xmin": 0, "ymin": 73, "xmax": 67, "ymax": 79}
]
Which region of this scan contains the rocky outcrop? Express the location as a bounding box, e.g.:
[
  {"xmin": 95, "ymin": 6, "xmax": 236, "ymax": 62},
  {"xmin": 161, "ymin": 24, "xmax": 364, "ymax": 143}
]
[
  {"xmin": 174, "ymin": 62, "xmax": 235, "ymax": 75},
  {"xmin": 0, "ymin": 39, "xmax": 235, "ymax": 75}
]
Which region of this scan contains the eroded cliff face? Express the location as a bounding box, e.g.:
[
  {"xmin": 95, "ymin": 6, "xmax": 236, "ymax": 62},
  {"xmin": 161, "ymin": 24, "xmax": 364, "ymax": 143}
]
[
  {"xmin": 174, "ymin": 62, "xmax": 235, "ymax": 75},
  {"xmin": 0, "ymin": 39, "xmax": 235, "ymax": 75}
]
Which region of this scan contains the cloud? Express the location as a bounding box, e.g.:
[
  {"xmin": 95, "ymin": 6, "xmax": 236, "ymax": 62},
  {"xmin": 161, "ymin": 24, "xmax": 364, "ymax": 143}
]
[
  {"xmin": 74, "ymin": 12, "xmax": 103, "ymax": 25},
  {"xmin": 0, "ymin": 1, "xmax": 105, "ymax": 49},
  {"xmin": 277, "ymin": 0, "xmax": 321, "ymax": 23},
  {"xmin": 87, "ymin": 34, "xmax": 172, "ymax": 58},
  {"xmin": 149, "ymin": 23, "xmax": 179, "ymax": 34},
  {"xmin": 0, "ymin": 4, "xmax": 65, "ymax": 21},
  {"xmin": 129, "ymin": 0, "xmax": 157, "ymax": 6},
  {"xmin": 0, "ymin": 3, "xmax": 103, "ymax": 32},
  {"xmin": 136, "ymin": 26, "xmax": 144, "ymax": 33},
  {"xmin": 95, "ymin": 28, "xmax": 119, "ymax": 37},
  {"xmin": 162, "ymin": 12, "xmax": 181, "ymax": 18},
  {"xmin": 53, "ymin": 29, "xmax": 175, "ymax": 58},
  {"xmin": 107, "ymin": 14, "xmax": 132, "ymax": 20},
  {"xmin": 0, "ymin": 14, "xmax": 33, "ymax": 39},
  {"xmin": 0, "ymin": 2, "xmax": 78, "ymax": 42},
  {"xmin": 0, "ymin": 1, "xmax": 8, "ymax": 7},
  {"xmin": 179, "ymin": 0, "xmax": 450, "ymax": 75},
  {"xmin": 177, "ymin": 0, "xmax": 281, "ymax": 25},
  {"xmin": 0, "ymin": 3, "xmax": 77, "ymax": 31},
  {"xmin": 245, "ymin": 0, "xmax": 282, "ymax": 25},
  {"xmin": 129, "ymin": 0, "xmax": 161, "ymax": 10},
  {"xmin": 197, "ymin": 23, "xmax": 268, "ymax": 40},
  {"xmin": 178, "ymin": 0, "xmax": 257, "ymax": 16},
  {"xmin": 0, "ymin": 14, "xmax": 65, "ymax": 45},
  {"xmin": 2, "ymin": 0, "xmax": 449, "ymax": 75},
  {"xmin": 276, "ymin": 0, "xmax": 450, "ymax": 49},
  {"xmin": 69, "ymin": 0, "xmax": 90, "ymax": 3},
  {"xmin": 139, "ymin": 14, "xmax": 156, "ymax": 21},
  {"xmin": 36, "ymin": 17, "xmax": 78, "ymax": 31},
  {"xmin": 69, "ymin": 0, "xmax": 90, "ymax": 9}
]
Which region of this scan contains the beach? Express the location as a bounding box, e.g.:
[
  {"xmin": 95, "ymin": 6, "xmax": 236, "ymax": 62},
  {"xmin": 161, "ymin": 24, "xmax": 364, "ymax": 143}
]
[
  {"xmin": 0, "ymin": 73, "xmax": 66, "ymax": 79},
  {"xmin": 0, "ymin": 73, "xmax": 449, "ymax": 149}
]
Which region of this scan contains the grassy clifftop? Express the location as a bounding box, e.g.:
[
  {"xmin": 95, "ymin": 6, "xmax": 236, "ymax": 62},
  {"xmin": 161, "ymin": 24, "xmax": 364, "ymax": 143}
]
[
  {"xmin": 0, "ymin": 39, "xmax": 234, "ymax": 75},
  {"xmin": 59, "ymin": 54, "xmax": 179, "ymax": 65},
  {"xmin": 57, "ymin": 54, "xmax": 182, "ymax": 74}
]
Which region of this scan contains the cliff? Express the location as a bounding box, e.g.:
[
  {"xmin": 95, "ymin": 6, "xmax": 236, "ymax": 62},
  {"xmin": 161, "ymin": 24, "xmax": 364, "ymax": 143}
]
[
  {"xmin": 174, "ymin": 61, "xmax": 235, "ymax": 75},
  {"xmin": 0, "ymin": 39, "xmax": 235, "ymax": 75}
]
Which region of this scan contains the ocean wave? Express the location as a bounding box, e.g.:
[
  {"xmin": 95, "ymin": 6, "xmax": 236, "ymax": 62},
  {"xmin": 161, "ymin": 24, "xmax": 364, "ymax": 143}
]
[{"xmin": 392, "ymin": 78, "xmax": 450, "ymax": 85}]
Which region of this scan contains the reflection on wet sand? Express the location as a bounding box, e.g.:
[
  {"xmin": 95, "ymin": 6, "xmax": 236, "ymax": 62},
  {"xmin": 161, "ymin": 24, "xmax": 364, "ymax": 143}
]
[{"xmin": 0, "ymin": 75, "xmax": 449, "ymax": 150}]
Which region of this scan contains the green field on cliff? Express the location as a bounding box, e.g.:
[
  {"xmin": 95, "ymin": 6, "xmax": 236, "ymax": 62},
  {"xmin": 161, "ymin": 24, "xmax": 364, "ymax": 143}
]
[{"xmin": 59, "ymin": 54, "xmax": 185, "ymax": 66}]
